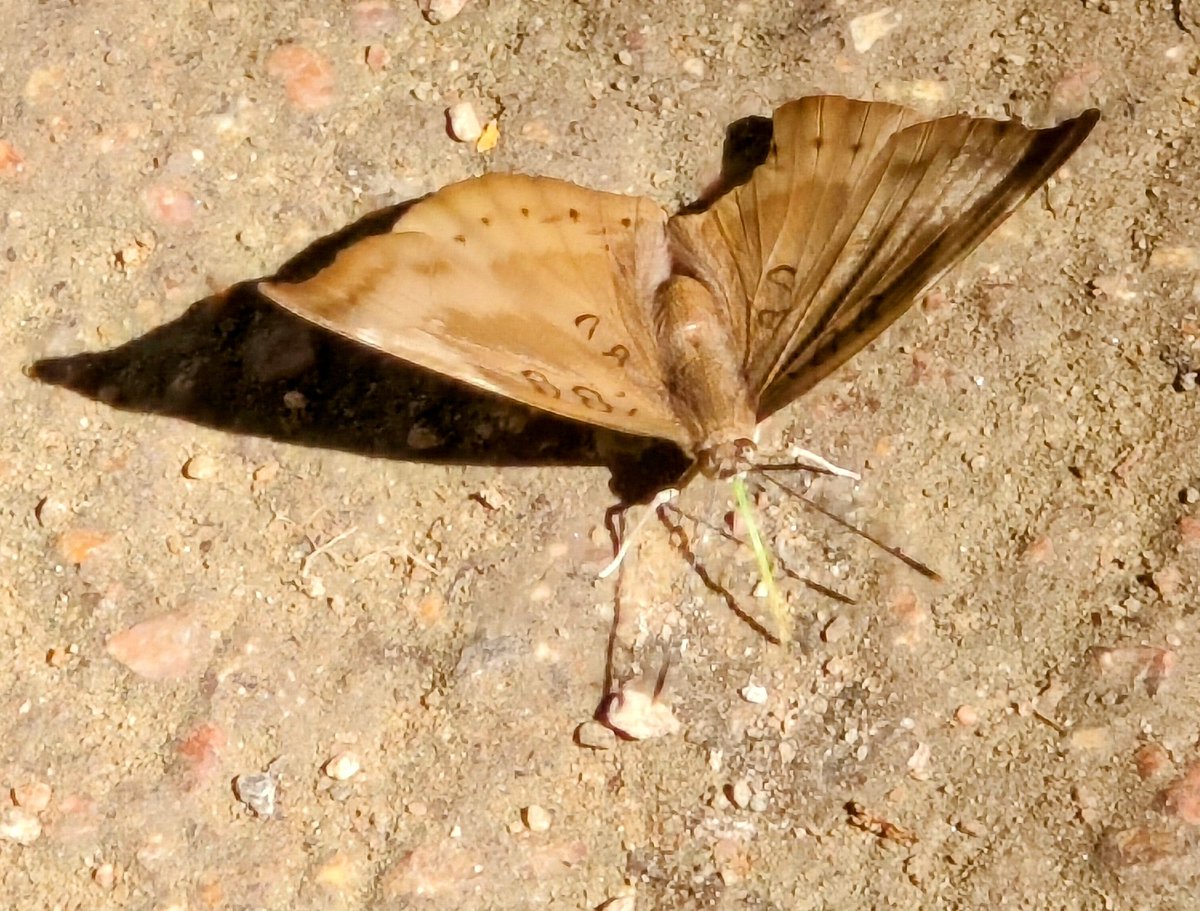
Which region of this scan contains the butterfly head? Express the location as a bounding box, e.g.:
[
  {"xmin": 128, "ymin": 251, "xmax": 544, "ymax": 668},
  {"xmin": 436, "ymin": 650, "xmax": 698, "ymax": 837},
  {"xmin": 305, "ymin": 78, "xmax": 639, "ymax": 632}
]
[{"xmin": 696, "ymin": 437, "xmax": 757, "ymax": 480}]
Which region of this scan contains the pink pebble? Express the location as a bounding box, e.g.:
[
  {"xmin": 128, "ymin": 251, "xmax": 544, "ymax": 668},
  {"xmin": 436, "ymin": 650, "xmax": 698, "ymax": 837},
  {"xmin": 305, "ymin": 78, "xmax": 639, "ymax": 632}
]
[
  {"xmin": 106, "ymin": 612, "xmax": 205, "ymax": 680},
  {"xmin": 144, "ymin": 183, "xmax": 197, "ymax": 226},
  {"xmin": 267, "ymin": 44, "xmax": 336, "ymax": 112}
]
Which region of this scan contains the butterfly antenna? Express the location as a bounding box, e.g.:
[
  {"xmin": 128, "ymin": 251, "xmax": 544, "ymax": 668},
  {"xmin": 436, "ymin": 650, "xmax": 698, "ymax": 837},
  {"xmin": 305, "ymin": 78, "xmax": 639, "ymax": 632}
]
[
  {"xmin": 757, "ymin": 473, "xmax": 942, "ymax": 582},
  {"xmin": 755, "ymin": 447, "xmax": 861, "ymax": 480},
  {"xmin": 598, "ymin": 486, "xmax": 682, "ymax": 580}
]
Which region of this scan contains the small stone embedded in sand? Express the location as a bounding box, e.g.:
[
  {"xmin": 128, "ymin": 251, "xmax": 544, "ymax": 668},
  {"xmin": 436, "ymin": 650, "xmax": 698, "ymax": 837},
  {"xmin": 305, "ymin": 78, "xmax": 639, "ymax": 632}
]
[
  {"xmin": 681, "ymin": 57, "xmax": 705, "ymax": 79},
  {"xmin": 106, "ymin": 612, "xmax": 204, "ymax": 681},
  {"xmin": 0, "ymin": 139, "xmax": 25, "ymax": 176},
  {"xmin": 177, "ymin": 722, "xmax": 227, "ymax": 783},
  {"xmin": 521, "ymin": 804, "xmax": 551, "ymax": 832},
  {"xmin": 849, "ymin": 8, "xmax": 901, "ymax": 53},
  {"xmin": 420, "ymin": 0, "xmax": 469, "ymax": 24},
  {"xmin": 728, "ymin": 779, "xmax": 752, "ymax": 809},
  {"xmin": 350, "ymin": 0, "xmax": 398, "ymax": 38},
  {"xmin": 92, "ymin": 863, "xmax": 117, "ymax": 890},
  {"xmin": 365, "ymin": 44, "xmax": 391, "ymax": 71},
  {"xmin": 739, "ymin": 684, "xmax": 768, "ymax": 705},
  {"xmin": 0, "ymin": 807, "xmax": 42, "ymax": 845},
  {"xmin": 324, "ymin": 751, "xmax": 362, "ymax": 781},
  {"xmin": 1133, "ymin": 742, "xmax": 1171, "ymax": 780},
  {"xmin": 144, "ymin": 183, "xmax": 197, "ymax": 226},
  {"xmin": 234, "ymin": 772, "xmax": 278, "ymax": 818},
  {"xmin": 182, "ymin": 454, "xmax": 217, "ymax": 480},
  {"xmin": 603, "ymin": 680, "xmax": 681, "ymax": 740},
  {"xmin": 1099, "ymin": 824, "xmax": 1181, "ymax": 869},
  {"xmin": 1161, "ymin": 763, "xmax": 1200, "ymax": 825},
  {"xmin": 446, "ymin": 101, "xmax": 483, "ymax": 143},
  {"xmin": 267, "ymin": 44, "xmax": 336, "ymax": 112},
  {"xmin": 953, "ymin": 704, "xmax": 979, "ymax": 727},
  {"xmin": 57, "ymin": 527, "xmax": 112, "ymax": 565},
  {"xmin": 12, "ymin": 781, "xmax": 52, "ymax": 813}
]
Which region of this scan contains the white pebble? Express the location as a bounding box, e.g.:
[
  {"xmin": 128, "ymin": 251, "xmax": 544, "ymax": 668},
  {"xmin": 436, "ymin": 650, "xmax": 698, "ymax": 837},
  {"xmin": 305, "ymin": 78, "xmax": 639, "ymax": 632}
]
[
  {"xmin": 234, "ymin": 772, "xmax": 277, "ymax": 818},
  {"xmin": 522, "ymin": 804, "xmax": 552, "ymax": 832},
  {"xmin": 324, "ymin": 750, "xmax": 361, "ymax": 781},
  {"xmin": 849, "ymin": 7, "xmax": 902, "ymax": 53},
  {"xmin": 0, "ymin": 807, "xmax": 42, "ymax": 845},
  {"xmin": 740, "ymin": 684, "xmax": 768, "ymax": 705},
  {"xmin": 681, "ymin": 57, "xmax": 706, "ymax": 79},
  {"xmin": 421, "ymin": 0, "xmax": 468, "ymax": 23},
  {"xmin": 729, "ymin": 779, "xmax": 752, "ymax": 809},
  {"xmin": 447, "ymin": 101, "xmax": 483, "ymax": 143},
  {"xmin": 603, "ymin": 681, "xmax": 680, "ymax": 740},
  {"xmin": 182, "ymin": 454, "xmax": 217, "ymax": 480}
]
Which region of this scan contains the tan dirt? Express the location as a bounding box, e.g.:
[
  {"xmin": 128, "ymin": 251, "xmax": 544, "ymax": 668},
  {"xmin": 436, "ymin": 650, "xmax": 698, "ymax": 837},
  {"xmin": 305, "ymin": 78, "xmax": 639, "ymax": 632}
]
[{"xmin": 4, "ymin": 1, "xmax": 1200, "ymax": 908}]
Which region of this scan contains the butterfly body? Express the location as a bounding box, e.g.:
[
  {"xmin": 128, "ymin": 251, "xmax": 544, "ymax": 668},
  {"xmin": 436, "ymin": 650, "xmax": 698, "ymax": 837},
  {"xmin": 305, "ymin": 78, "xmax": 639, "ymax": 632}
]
[
  {"xmin": 652, "ymin": 273, "xmax": 757, "ymax": 478},
  {"xmin": 259, "ymin": 96, "xmax": 1098, "ymax": 484}
]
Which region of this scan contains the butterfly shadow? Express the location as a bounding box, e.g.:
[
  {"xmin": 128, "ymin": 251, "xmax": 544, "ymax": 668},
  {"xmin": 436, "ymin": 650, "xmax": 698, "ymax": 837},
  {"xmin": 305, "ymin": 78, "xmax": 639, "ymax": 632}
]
[
  {"xmin": 28, "ymin": 201, "xmax": 693, "ymax": 502},
  {"xmin": 28, "ymin": 111, "xmax": 785, "ymax": 501}
]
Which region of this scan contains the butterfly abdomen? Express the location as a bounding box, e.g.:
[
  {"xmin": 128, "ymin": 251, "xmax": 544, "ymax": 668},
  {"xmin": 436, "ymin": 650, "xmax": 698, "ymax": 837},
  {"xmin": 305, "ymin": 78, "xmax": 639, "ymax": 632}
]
[{"xmin": 652, "ymin": 274, "xmax": 757, "ymax": 477}]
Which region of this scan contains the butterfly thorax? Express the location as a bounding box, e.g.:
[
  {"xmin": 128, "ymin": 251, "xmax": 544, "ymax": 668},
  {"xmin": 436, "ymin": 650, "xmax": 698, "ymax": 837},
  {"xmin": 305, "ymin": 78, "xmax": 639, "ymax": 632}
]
[{"xmin": 652, "ymin": 274, "xmax": 757, "ymax": 479}]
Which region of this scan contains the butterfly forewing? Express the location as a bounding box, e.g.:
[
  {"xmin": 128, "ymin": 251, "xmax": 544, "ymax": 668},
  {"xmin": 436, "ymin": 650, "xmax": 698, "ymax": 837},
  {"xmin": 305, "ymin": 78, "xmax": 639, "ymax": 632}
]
[
  {"xmin": 756, "ymin": 107, "xmax": 1098, "ymax": 416},
  {"xmin": 260, "ymin": 173, "xmax": 688, "ymax": 443},
  {"xmin": 667, "ymin": 96, "xmax": 1098, "ymax": 422}
]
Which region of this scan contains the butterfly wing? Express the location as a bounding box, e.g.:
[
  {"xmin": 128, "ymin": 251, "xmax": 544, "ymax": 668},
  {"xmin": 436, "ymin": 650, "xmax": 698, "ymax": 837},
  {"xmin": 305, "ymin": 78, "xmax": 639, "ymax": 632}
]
[
  {"xmin": 667, "ymin": 96, "xmax": 1099, "ymax": 419},
  {"xmin": 259, "ymin": 173, "xmax": 687, "ymax": 443}
]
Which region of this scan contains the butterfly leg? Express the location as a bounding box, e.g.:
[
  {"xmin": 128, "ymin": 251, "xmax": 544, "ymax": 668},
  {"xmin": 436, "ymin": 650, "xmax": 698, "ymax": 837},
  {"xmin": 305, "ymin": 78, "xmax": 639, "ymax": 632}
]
[{"xmin": 598, "ymin": 487, "xmax": 680, "ymax": 580}]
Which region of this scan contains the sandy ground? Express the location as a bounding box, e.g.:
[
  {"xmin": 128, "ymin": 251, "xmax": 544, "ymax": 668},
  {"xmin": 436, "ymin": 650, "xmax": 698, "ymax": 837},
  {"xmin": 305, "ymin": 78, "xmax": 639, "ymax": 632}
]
[{"xmin": 4, "ymin": 1, "xmax": 1200, "ymax": 908}]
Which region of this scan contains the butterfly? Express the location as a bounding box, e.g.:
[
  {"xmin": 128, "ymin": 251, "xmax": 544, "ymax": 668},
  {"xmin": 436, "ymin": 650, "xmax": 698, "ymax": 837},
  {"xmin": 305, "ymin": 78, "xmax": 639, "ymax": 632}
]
[{"xmin": 258, "ymin": 96, "xmax": 1098, "ymax": 482}]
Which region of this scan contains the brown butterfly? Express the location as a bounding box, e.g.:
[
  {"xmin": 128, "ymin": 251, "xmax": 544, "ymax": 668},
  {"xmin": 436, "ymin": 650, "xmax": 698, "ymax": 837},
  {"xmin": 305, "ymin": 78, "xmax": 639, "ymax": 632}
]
[{"xmin": 259, "ymin": 96, "xmax": 1098, "ymax": 481}]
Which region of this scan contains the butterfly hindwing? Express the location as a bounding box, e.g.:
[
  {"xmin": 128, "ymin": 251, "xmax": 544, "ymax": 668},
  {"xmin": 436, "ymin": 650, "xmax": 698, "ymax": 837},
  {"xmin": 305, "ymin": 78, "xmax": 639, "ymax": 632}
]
[{"xmin": 259, "ymin": 173, "xmax": 687, "ymax": 443}]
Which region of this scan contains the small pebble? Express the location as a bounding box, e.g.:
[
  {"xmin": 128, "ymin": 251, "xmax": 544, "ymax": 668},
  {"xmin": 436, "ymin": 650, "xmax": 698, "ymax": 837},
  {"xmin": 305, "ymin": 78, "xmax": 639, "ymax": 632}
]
[
  {"xmin": 954, "ymin": 704, "xmax": 979, "ymax": 727},
  {"xmin": 182, "ymin": 454, "xmax": 217, "ymax": 480},
  {"xmin": 57, "ymin": 527, "xmax": 112, "ymax": 564},
  {"xmin": 144, "ymin": 183, "xmax": 197, "ymax": 226},
  {"xmin": 749, "ymin": 792, "xmax": 770, "ymax": 813},
  {"xmin": 446, "ymin": 102, "xmax": 483, "ymax": 143},
  {"xmin": 0, "ymin": 139, "xmax": 25, "ymax": 176},
  {"xmin": 1160, "ymin": 763, "xmax": 1200, "ymax": 825},
  {"xmin": 681, "ymin": 57, "xmax": 706, "ymax": 79},
  {"xmin": 421, "ymin": 0, "xmax": 469, "ymax": 23},
  {"xmin": 267, "ymin": 44, "xmax": 336, "ymax": 112},
  {"xmin": 849, "ymin": 8, "xmax": 902, "ymax": 53},
  {"xmin": 728, "ymin": 779, "xmax": 752, "ymax": 809},
  {"xmin": 575, "ymin": 720, "xmax": 617, "ymax": 750},
  {"xmin": 92, "ymin": 863, "xmax": 116, "ymax": 890},
  {"xmin": 522, "ymin": 804, "xmax": 551, "ymax": 832},
  {"xmin": 1134, "ymin": 742, "xmax": 1171, "ymax": 780},
  {"xmin": 603, "ymin": 681, "xmax": 680, "ymax": 740},
  {"xmin": 0, "ymin": 807, "xmax": 42, "ymax": 845},
  {"xmin": 12, "ymin": 781, "xmax": 52, "ymax": 813},
  {"xmin": 739, "ymin": 684, "xmax": 768, "ymax": 705},
  {"xmin": 107, "ymin": 612, "xmax": 204, "ymax": 681},
  {"xmin": 324, "ymin": 751, "xmax": 362, "ymax": 781},
  {"xmin": 350, "ymin": 0, "xmax": 398, "ymax": 37},
  {"xmin": 234, "ymin": 772, "xmax": 277, "ymax": 818}
]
